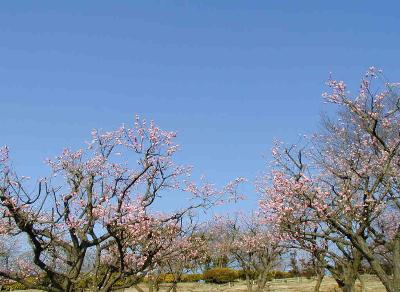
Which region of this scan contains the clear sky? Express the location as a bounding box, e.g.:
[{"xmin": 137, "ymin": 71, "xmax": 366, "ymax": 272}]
[{"xmin": 1, "ymin": 1, "xmax": 400, "ymax": 210}]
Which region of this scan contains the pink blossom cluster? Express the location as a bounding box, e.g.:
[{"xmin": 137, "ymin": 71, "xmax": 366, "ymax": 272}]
[
  {"xmin": 184, "ymin": 176, "xmax": 246, "ymax": 206},
  {"xmin": 258, "ymin": 68, "xmax": 400, "ymax": 281},
  {"xmin": 0, "ymin": 146, "xmax": 8, "ymax": 164}
]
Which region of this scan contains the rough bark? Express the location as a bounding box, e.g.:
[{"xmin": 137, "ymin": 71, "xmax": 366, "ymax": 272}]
[
  {"xmin": 165, "ymin": 282, "xmax": 178, "ymax": 292},
  {"xmin": 256, "ymin": 270, "xmax": 269, "ymax": 292},
  {"xmin": 133, "ymin": 284, "xmax": 145, "ymax": 292},
  {"xmin": 329, "ymin": 249, "xmax": 362, "ymax": 292},
  {"xmin": 339, "ymin": 272, "xmax": 357, "ymax": 292},
  {"xmin": 245, "ymin": 273, "xmax": 253, "ymax": 292},
  {"xmin": 352, "ymin": 235, "xmax": 398, "ymax": 292},
  {"xmin": 357, "ymin": 274, "xmax": 365, "ymax": 292},
  {"xmin": 172, "ymin": 282, "xmax": 177, "ymax": 292},
  {"xmin": 148, "ymin": 279, "xmax": 154, "ymax": 292}
]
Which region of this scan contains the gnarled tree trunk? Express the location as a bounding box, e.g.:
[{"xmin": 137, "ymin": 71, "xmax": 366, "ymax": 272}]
[
  {"xmin": 245, "ymin": 273, "xmax": 253, "ymax": 292},
  {"xmin": 313, "ymin": 273, "xmax": 324, "ymax": 292},
  {"xmin": 256, "ymin": 270, "xmax": 269, "ymax": 292}
]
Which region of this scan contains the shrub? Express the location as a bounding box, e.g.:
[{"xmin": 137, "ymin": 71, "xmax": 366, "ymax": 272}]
[
  {"xmin": 237, "ymin": 270, "xmax": 258, "ymax": 280},
  {"xmin": 162, "ymin": 274, "xmax": 177, "ymax": 283},
  {"xmin": 73, "ymin": 274, "xmax": 141, "ymax": 289},
  {"xmin": 76, "ymin": 275, "xmax": 94, "ymax": 289},
  {"xmin": 299, "ymin": 268, "xmax": 316, "ymax": 279},
  {"xmin": 2, "ymin": 281, "xmax": 27, "ymax": 290},
  {"xmin": 236, "ymin": 270, "xmax": 295, "ymax": 281},
  {"xmin": 270, "ymin": 270, "xmax": 293, "ymax": 279},
  {"xmin": 158, "ymin": 273, "xmax": 203, "ymax": 283},
  {"xmin": 181, "ymin": 274, "xmax": 203, "ymax": 282},
  {"xmin": 203, "ymin": 268, "xmax": 238, "ymax": 284}
]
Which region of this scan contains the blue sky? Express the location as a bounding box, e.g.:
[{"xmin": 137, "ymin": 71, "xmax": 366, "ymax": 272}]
[{"xmin": 1, "ymin": 1, "xmax": 399, "ymax": 210}]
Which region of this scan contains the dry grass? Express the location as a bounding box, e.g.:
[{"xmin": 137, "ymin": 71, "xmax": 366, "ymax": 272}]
[
  {"xmin": 127, "ymin": 275, "xmax": 386, "ymax": 292},
  {"xmin": 13, "ymin": 275, "xmax": 386, "ymax": 292}
]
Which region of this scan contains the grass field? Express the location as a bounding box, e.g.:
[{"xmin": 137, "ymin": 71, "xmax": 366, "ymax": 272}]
[{"xmin": 12, "ymin": 275, "xmax": 386, "ymax": 292}]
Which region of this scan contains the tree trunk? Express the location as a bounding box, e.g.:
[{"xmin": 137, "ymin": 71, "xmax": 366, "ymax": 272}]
[
  {"xmin": 245, "ymin": 273, "xmax": 253, "ymax": 292},
  {"xmin": 357, "ymin": 274, "xmax": 365, "ymax": 292},
  {"xmin": 148, "ymin": 279, "xmax": 154, "ymax": 292},
  {"xmin": 133, "ymin": 284, "xmax": 145, "ymax": 292},
  {"xmin": 393, "ymin": 234, "xmax": 400, "ymax": 291},
  {"xmin": 368, "ymin": 257, "xmax": 398, "ymax": 292},
  {"xmin": 332, "ymin": 265, "xmax": 357, "ymax": 292},
  {"xmin": 352, "ymin": 235, "xmax": 398, "ymax": 292},
  {"xmin": 256, "ymin": 271, "xmax": 269, "ymax": 292},
  {"xmin": 342, "ymin": 272, "xmax": 357, "ymax": 292},
  {"xmin": 313, "ymin": 273, "xmax": 324, "ymax": 292}
]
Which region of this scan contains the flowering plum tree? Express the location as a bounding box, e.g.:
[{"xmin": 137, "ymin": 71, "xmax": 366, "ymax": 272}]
[
  {"xmin": 207, "ymin": 213, "xmax": 283, "ymax": 292},
  {"xmin": 295, "ymin": 234, "xmax": 364, "ymax": 292},
  {"xmin": 0, "ymin": 117, "xmax": 244, "ymax": 292},
  {"xmin": 259, "ymin": 68, "xmax": 400, "ymax": 292},
  {"xmin": 146, "ymin": 230, "xmax": 207, "ymax": 292},
  {"xmin": 0, "ymin": 235, "xmax": 20, "ymax": 288}
]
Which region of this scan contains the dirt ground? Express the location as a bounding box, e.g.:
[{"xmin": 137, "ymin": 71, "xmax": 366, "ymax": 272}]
[{"xmin": 13, "ymin": 275, "xmax": 386, "ymax": 292}]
